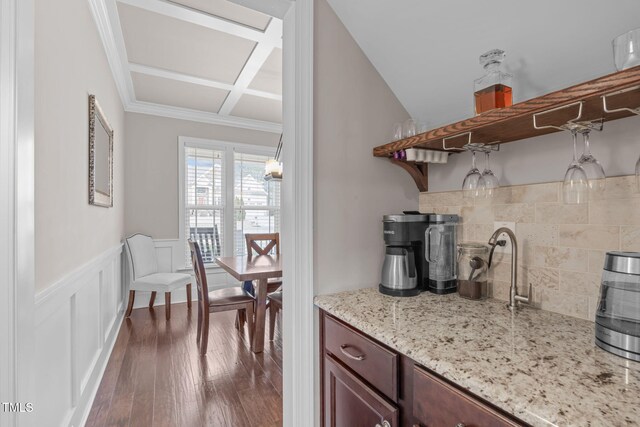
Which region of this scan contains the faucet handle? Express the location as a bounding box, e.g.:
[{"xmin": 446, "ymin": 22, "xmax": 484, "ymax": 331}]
[{"xmin": 515, "ymin": 283, "xmax": 533, "ymax": 305}]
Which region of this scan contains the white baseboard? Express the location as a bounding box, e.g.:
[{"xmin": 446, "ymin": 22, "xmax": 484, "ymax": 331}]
[{"xmin": 33, "ymin": 244, "xmax": 124, "ymax": 427}]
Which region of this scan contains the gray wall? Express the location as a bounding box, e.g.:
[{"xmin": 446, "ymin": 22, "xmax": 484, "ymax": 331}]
[
  {"xmin": 124, "ymin": 112, "xmax": 279, "ymax": 239},
  {"xmin": 428, "ymin": 115, "xmax": 640, "ymax": 192},
  {"xmin": 313, "ymin": 0, "xmax": 417, "ymax": 295},
  {"xmin": 35, "ymin": 0, "xmax": 125, "ymax": 291}
]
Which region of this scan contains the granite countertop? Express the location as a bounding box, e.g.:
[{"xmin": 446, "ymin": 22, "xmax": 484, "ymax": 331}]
[{"xmin": 314, "ymin": 287, "xmax": 640, "ymax": 427}]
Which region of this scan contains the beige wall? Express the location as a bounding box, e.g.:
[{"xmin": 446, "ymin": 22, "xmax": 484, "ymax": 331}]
[
  {"xmin": 124, "ymin": 112, "xmax": 279, "ymax": 239},
  {"xmin": 35, "ymin": 0, "xmax": 125, "ymax": 291},
  {"xmin": 313, "ymin": 0, "xmax": 417, "ymax": 295},
  {"xmin": 420, "ymin": 175, "xmax": 640, "ymax": 321}
]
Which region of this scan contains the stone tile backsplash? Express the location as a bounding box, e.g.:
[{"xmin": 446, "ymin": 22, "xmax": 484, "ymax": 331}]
[{"xmin": 419, "ymin": 175, "xmax": 640, "ymax": 322}]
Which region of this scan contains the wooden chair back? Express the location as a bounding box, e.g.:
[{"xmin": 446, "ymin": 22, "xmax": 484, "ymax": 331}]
[
  {"xmin": 188, "ymin": 240, "xmax": 209, "ymax": 305},
  {"xmin": 245, "ymin": 233, "xmax": 280, "ymax": 258}
]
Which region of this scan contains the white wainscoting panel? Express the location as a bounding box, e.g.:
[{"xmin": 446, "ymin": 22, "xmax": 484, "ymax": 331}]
[
  {"xmin": 34, "ymin": 244, "xmax": 124, "ymax": 427},
  {"xmin": 128, "ymin": 239, "xmax": 241, "ymax": 309}
]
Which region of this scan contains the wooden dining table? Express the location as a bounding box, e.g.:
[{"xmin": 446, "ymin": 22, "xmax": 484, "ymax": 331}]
[{"xmin": 214, "ymin": 254, "xmax": 282, "ymax": 353}]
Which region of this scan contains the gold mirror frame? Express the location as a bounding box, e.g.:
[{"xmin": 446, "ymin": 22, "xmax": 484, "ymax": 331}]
[{"xmin": 88, "ymin": 95, "xmax": 114, "ymax": 207}]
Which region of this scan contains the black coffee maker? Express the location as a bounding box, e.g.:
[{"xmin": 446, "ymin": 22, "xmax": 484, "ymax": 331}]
[{"xmin": 379, "ymin": 211, "xmax": 431, "ymax": 297}]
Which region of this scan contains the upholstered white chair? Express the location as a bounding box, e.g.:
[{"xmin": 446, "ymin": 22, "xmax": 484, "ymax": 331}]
[{"xmin": 124, "ymin": 234, "xmax": 192, "ymax": 320}]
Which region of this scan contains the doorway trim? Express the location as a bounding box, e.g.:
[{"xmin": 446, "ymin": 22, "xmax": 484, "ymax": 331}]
[
  {"xmin": 0, "ymin": 0, "xmax": 36, "ymax": 426},
  {"xmin": 280, "ymin": 1, "xmax": 315, "ymax": 426}
]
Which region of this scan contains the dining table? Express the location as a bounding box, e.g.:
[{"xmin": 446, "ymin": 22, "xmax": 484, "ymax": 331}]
[{"xmin": 214, "ymin": 254, "xmax": 282, "ymax": 353}]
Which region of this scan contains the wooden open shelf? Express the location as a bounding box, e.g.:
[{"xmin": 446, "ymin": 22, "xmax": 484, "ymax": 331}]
[
  {"xmin": 374, "ymin": 66, "xmax": 640, "ymax": 191},
  {"xmin": 373, "ymin": 66, "xmax": 640, "ymax": 158}
]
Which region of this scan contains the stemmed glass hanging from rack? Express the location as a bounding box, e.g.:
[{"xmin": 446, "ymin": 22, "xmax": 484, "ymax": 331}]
[
  {"xmin": 602, "ymin": 85, "xmax": 640, "ymax": 193},
  {"xmin": 477, "ymin": 151, "xmax": 500, "ymax": 198},
  {"xmin": 462, "ymin": 151, "xmax": 482, "ymax": 199},
  {"xmin": 563, "ymin": 130, "xmax": 590, "ymax": 204},
  {"xmin": 578, "ymin": 129, "xmax": 606, "ymax": 195},
  {"xmin": 264, "ymin": 134, "xmax": 283, "ymax": 181}
]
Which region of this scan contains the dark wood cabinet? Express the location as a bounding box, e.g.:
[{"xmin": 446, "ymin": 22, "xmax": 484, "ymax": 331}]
[
  {"xmin": 320, "ymin": 310, "xmax": 528, "ymax": 427},
  {"xmin": 412, "ymin": 365, "xmax": 521, "ymax": 427},
  {"xmin": 324, "ymin": 354, "xmax": 399, "ymax": 427}
]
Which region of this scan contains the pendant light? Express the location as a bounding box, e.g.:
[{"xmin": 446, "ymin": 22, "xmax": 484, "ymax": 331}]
[{"xmin": 264, "ymin": 134, "xmax": 283, "ymax": 181}]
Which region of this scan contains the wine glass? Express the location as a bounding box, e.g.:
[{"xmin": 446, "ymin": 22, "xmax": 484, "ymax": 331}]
[
  {"xmin": 563, "ymin": 130, "xmax": 589, "ymax": 204},
  {"xmin": 462, "ymin": 151, "xmax": 482, "ymax": 199},
  {"xmin": 578, "ymin": 129, "xmax": 606, "ymax": 194},
  {"xmin": 477, "ymin": 151, "xmax": 500, "ymax": 198}
]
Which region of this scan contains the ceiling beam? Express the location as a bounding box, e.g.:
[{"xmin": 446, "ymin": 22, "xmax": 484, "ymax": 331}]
[
  {"xmin": 126, "ymin": 100, "xmax": 283, "ymax": 133},
  {"xmin": 218, "ymin": 18, "xmax": 282, "ymax": 116},
  {"xmin": 228, "ymin": 0, "xmax": 292, "ymax": 20},
  {"xmin": 129, "ymin": 63, "xmax": 282, "ymax": 101},
  {"xmin": 117, "ymin": 0, "xmax": 282, "ymax": 48}
]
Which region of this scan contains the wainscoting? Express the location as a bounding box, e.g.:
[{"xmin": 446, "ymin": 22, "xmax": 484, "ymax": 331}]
[
  {"xmin": 33, "ymin": 239, "xmax": 240, "ymax": 427},
  {"xmin": 34, "ymin": 244, "xmax": 124, "ymax": 427}
]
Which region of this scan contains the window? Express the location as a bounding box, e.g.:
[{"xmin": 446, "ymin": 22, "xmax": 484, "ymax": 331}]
[
  {"xmin": 180, "ymin": 138, "xmax": 281, "ymax": 266},
  {"xmin": 234, "ymin": 152, "xmax": 281, "ymax": 256}
]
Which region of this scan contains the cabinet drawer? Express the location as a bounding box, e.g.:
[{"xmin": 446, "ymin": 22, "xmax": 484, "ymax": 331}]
[
  {"xmin": 324, "ymin": 315, "xmax": 398, "ymax": 402},
  {"xmin": 413, "ymin": 365, "xmax": 524, "ymax": 427},
  {"xmin": 324, "ymin": 354, "xmax": 398, "ymax": 427}
]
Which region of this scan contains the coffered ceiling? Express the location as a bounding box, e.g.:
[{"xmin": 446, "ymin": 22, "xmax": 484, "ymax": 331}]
[{"xmin": 89, "ymin": 0, "xmax": 282, "ymax": 133}]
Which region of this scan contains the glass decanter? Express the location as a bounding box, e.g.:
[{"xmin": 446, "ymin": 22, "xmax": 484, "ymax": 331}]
[{"xmin": 474, "ymin": 49, "xmax": 513, "ymax": 115}]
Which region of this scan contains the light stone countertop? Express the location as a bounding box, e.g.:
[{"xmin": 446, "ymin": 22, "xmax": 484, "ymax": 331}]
[{"xmin": 314, "ymin": 287, "xmax": 640, "ymax": 427}]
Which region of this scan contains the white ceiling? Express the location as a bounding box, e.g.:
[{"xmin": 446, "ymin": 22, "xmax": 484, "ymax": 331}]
[
  {"xmin": 326, "ymin": 0, "xmax": 640, "ymax": 129},
  {"xmin": 90, "ymin": 0, "xmax": 282, "ymax": 132}
]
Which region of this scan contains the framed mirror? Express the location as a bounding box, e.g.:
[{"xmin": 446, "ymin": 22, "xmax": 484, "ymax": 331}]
[{"xmin": 88, "ymin": 95, "xmax": 114, "ymax": 207}]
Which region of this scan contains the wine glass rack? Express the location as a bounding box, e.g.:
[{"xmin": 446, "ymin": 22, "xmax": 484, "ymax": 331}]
[{"xmin": 375, "ymin": 66, "xmax": 640, "ymax": 191}]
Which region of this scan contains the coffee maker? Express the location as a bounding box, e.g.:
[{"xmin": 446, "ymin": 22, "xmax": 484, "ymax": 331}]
[{"xmin": 380, "ymin": 212, "xmax": 430, "ymax": 296}]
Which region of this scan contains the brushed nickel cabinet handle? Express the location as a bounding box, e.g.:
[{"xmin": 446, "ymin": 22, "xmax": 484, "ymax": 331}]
[
  {"xmin": 455, "ymin": 423, "xmax": 466, "ymax": 427},
  {"xmin": 382, "ymin": 421, "xmax": 391, "ymax": 427},
  {"xmin": 339, "ymin": 344, "xmax": 366, "ymax": 361}
]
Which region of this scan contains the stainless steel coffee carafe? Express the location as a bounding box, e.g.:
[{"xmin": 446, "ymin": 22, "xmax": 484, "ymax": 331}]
[
  {"xmin": 425, "ymin": 214, "xmax": 459, "ymax": 294},
  {"xmin": 381, "ymin": 247, "xmax": 417, "ymax": 291}
]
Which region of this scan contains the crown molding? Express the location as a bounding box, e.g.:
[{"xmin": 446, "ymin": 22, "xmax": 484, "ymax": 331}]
[
  {"xmin": 125, "ymin": 100, "xmax": 283, "ymax": 133},
  {"xmin": 88, "ymin": 0, "xmax": 136, "ymax": 106}
]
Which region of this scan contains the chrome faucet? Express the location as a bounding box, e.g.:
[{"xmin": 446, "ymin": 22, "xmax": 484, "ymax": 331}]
[{"xmin": 488, "ymin": 227, "xmax": 531, "ymax": 310}]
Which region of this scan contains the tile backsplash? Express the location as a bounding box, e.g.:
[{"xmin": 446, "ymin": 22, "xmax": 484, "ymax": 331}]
[{"xmin": 419, "ymin": 175, "xmax": 640, "ymax": 322}]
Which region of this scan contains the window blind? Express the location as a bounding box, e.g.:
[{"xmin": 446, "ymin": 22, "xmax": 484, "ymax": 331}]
[
  {"xmin": 184, "ymin": 146, "xmax": 224, "ymax": 264},
  {"xmin": 233, "ymin": 151, "xmax": 281, "ymax": 256}
]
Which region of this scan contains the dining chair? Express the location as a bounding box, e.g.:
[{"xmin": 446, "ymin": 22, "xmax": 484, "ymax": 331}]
[
  {"xmin": 267, "ymin": 290, "xmax": 282, "ymax": 341},
  {"xmin": 244, "ymin": 233, "xmax": 282, "ymax": 294},
  {"xmin": 189, "ymin": 240, "xmax": 255, "ymax": 355},
  {"xmin": 237, "ymin": 233, "xmax": 283, "ymax": 328},
  {"xmin": 124, "ymin": 234, "xmax": 191, "ymax": 320}
]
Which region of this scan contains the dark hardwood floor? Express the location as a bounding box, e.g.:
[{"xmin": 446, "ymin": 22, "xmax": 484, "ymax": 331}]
[{"xmin": 86, "ymin": 302, "xmax": 282, "ymax": 427}]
